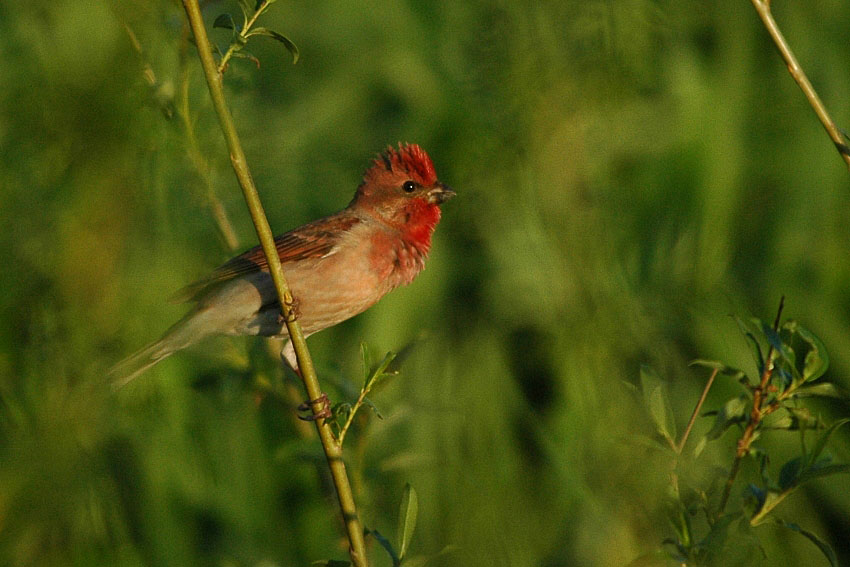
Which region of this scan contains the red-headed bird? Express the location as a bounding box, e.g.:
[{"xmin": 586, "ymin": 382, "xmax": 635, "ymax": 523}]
[{"xmin": 112, "ymin": 144, "xmax": 454, "ymax": 386}]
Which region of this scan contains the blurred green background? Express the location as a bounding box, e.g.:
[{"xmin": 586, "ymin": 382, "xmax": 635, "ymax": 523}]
[{"xmin": 2, "ymin": 1, "xmax": 850, "ymax": 565}]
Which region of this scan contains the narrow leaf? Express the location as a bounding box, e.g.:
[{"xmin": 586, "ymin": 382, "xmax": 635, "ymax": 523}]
[
  {"xmin": 807, "ymin": 418, "xmax": 850, "ymax": 468},
  {"xmin": 363, "ymin": 397, "xmax": 384, "ymax": 420},
  {"xmin": 706, "ymin": 395, "xmax": 748, "ymax": 440},
  {"xmin": 751, "ymin": 489, "xmax": 790, "ymax": 525},
  {"xmin": 689, "ymin": 359, "xmax": 747, "ymax": 381},
  {"xmin": 778, "ymin": 457, "xmax": 804, "ymax": 490},
  {"xmin": 213, "ymin": 13, "xmax": 236, "ymax": 30},
  {"xmin": 698, "ymin": 512, "xmax": 740, "ymax": 559},
  {"xmin": 247, "ymin": 27, "xmax": 300, "ymax": 63},
  {"xmin": 793, "ymin": 383, "xmax": 850, "ymax": 400},
  {"xmin": 360, "ymin": 342, "xmax": 372, "ymax": 387},
  {"xmin": 776, "ymin": 520, "xmax": 838, "ymax": 567},
  {"xmin": 761, "ymin": 322, "xmax": 783, "ymax": 353},
  {"xmin": 734, "ymin": 316, "xmax": 764, "ymax": 374},
  {"xmin": 230, "ymin": 50, "xmax": 260, "ymax": 68},
  {"xmin": 796, "ymin": 324, "xmax": 829, "ymax": 382},
  {"xmin": 366, "ymin": 351, "xmax": 399, "ymax": 389},
  {"xmin": 798, "ymin": 463, "xmax": 850, "ymax": 485},
  {"xmin": 691, "ymin": 435, "xmax": 707, "ymax": 459},
  {"xmin": 397, "ymin": 483, "xmax": 418, "ymax": 560},
  {"xmin": 369, "ymin": 528, "xmax": 400, "ymax": 566},
  {"xmin": 640, "ymin": 365, "xmax": 676, "ymax": 444},
  {"xmin": 237, "ymin": 0, "xmax": 254, "ymax": 22}
]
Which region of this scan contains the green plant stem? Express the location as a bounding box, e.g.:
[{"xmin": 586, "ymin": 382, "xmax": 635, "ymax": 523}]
[
  {"xmin": 750, "ymin": 0, "xmax": 850, "ymax": 171},
  {"xmin": 338, "ymin": 386, "xmax": 371, "ymax": 447},
  {"xmin": 180, "ymin": 2, "xmax": 369, "ymax": 565}
]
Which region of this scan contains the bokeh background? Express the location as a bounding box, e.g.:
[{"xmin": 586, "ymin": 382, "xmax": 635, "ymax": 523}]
[{"xmin": 2, "ymin": 1, "xmax": 850, "ymax": 565}]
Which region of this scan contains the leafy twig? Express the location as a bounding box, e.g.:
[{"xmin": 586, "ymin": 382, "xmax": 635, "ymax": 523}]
[
  {"xmin": 718, "ymin": 297, "xmax": 785, "ymax": 514},
  {"xmin": 214, "ymin": 0, "xmax": 299, "ymax": 75},
  {"xmin": 749, "ymin": 0, "xmax": 850, "ymax": 171},
  {"xmin": 337, "ymin": 347, "xmax": 397, "ymax": 446},
  {"xmin": 180, "ymin": 2, "xmax": 368, "ymax": 565}
]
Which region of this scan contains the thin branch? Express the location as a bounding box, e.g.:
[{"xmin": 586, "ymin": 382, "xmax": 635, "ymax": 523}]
[
  {"xmin": 677, "ymin": 368, "xmax": 719, "ymax": 455},
  {"xmin": 718, "ymin": 296, "xmax": 785, "ymax": 514},
  {"xmin": 180, "ymin": 2, "xmax": 369, "ymax": 565},
  {"xmin": 750, "ymin": 0, "xmax": 850, "ymax": 171}
]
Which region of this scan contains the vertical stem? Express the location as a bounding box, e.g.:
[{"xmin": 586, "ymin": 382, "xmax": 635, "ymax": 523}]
[{"xmin": 180, "ymin": 3, "xmax": 368, "ymax": 565}]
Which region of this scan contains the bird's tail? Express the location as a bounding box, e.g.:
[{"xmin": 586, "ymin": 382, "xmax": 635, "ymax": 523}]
[{"xmin": 109, "ymin": 308, "xmax": 211, "ymax": 389}]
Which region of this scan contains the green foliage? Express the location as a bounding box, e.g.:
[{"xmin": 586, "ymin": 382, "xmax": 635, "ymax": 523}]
[
  {"xmin": 213, "ymin": 0, "xmax": 299, "ymax": 71},
  {"xmin": 636, "ymin": 312, "xmax": 850, "ymax": 565}
]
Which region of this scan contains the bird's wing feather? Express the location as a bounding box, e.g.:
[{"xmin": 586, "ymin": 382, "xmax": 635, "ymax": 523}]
[{"xmin": 171, "ymin": 214, "xmax": 360, "ymax": 303}]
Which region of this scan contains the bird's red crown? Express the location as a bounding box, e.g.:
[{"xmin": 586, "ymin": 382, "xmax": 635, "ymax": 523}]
[{"xmin": 369, "ymin": 143, "xmax": 437, "ymax": 186}]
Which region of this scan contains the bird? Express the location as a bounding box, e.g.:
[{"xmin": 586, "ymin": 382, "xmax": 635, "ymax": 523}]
[{"xmin": 111, "ymin": 143, "xmax": 454, "ymax": 387}]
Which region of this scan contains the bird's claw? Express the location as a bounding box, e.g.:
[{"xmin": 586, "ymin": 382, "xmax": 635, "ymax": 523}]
[
  {"xmin": 278, "ymin": 295, "xmax": 301, "ymax": 325},
  {"xmin": 297, "ymin": 392, "xmax": 332, "ymax": 421}
]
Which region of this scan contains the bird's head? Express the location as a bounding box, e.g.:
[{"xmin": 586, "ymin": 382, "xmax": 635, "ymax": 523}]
[{"xmin": 352, "ymin": 144, "xmax": 455, "ymax": 240}]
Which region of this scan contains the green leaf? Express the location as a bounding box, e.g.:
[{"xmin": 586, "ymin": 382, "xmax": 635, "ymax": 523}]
[
  {"xmin": 689, "ymin": 359, "xmax": 747, "ymax": 381},
  {"xmin": 706, "ymin": 395, "xmax": 748, "ymax": 440},
  {"xmin": 230, "ymin": 50, "xmax": 260, "ymax": 68},
  {"xmin": 360, "ymin": 342, "xmax": 372, "ymax": 387},
  {"xmin": 640, "ymin": 365, "xmax": 676, "ymax": 445},
  {"xmin": 750, "ymin": 488, "xmax": 790, "ymax": 525},
  {"xmin": 213, "ymin": 13, "xmax": 235, "ymax": 30},
  {"xmin": 806, "ymin": 418, "xmax": 850, "ymax": 468},
  {"xmin": 361, "ymin": 347, "xmax": 398, "ymax": 390},
  {"xmin": 765, "ymin": 322, "xmax": 801, "ymax": 385},
  {"xmin": 765, "ymin": 406, "xmax": 819, "ymax": 431},
  {"xmin": 363, "ymin": 397, "xmax": 384, "ymax": 420},
  {"xmin": 369, "ymin": 353, "xmax": 399, "ymax": 389},
  {"xmin": 761, "ymin": 322, "xmax": 784, "ymax": 353},
  {"xmin": 237, "ymin": 0, "xmax": 255, "ymax": 22},
  {"xmin": 744, "ymin": 483, "xmax": 767, "ymax": 516},
  {"xmin": 734, "ymin": 316, "xmax": 765, "ymax": 375},
  {"xmin": 696, "ymin": 512, "xmax": 740, "ymax": 560},
  {"xmin": 247, "ymin": 27, "xmax": 300, "ymax": 63},
  {"xmin": 778, "ymin": 457, "xmax": 804, "ymax": 490},
  {"xmin": 798, "ymin": 462, "xmax": 850, "ymax": 485},
  {"xmin": 401, "ymin": 544, "xmax": 460, "ymax": 567},
  {"xmin": 796, "ymin": 324, "xmax": 829, "ymax": 382},
  {"xmin": 631, "ymin": 434, "xmax": 676, "ymax": 455},
  {"xmin": 369, "ymin": 528, "xmax": 400, "ymax": 566},
  {"xmin": 397, "ymin": 483, "xmax": 418, "ymax": 560},
  {"xmin": 792, "ymin": 382, "xmax": 850, "ymax": 400},
  {"xmin": 311, "ymin": 561, "xmax": 351, "ymax": 567},
  {"xmin": 775, "ymin": 520, "xmax": 838, "ymax": 567},
  {"xmin": 691, "ymin": 435, "xmax": 707, "ymax": 459}
]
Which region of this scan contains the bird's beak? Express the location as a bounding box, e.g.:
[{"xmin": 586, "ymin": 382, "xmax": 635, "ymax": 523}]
[{"xmin": 427, "ymin": 182, "xmax": 456, "ymax": 205}]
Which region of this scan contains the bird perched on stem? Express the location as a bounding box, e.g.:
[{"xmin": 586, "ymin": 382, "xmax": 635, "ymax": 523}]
[{"xmin": 112, "ymin": 143, "xmax": 454, "ymax": 387}]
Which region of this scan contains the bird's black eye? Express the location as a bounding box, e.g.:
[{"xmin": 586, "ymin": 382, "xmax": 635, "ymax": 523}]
[{"xmin": 402, "ymin": 180, "xmax": 416, "ymax": 193}]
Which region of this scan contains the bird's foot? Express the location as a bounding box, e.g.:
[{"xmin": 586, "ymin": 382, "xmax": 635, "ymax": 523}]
[
  {"xmin": 278, "ymin": 294, "xmax": 301, "ymax": 324},
  {"xmin": 297, "ymin": 392, "xmax": 332, "ymax": 421}
]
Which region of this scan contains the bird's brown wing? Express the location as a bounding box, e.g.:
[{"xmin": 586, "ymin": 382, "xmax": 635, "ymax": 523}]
[{"xmin": 171, "ymin": 214, "xmax": 361, "ymax": 303}]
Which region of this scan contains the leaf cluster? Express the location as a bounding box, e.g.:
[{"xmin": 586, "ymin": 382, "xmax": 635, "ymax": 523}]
[
  {"xmin": 212, "ymin": 0, "xmax": 298, "ymax": 73},
  {"xmin": 631, "ymin": 312, "xmax": 850, "ymax": 566}
]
